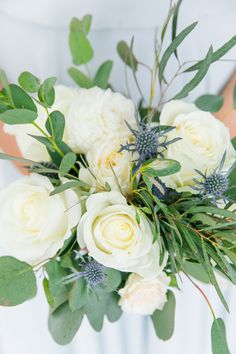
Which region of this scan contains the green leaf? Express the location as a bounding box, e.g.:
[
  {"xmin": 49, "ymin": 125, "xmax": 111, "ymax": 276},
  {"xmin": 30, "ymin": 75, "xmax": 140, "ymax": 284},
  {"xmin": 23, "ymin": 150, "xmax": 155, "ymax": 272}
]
[
  {"xmin": 94, "ymin": 60, "xmax": 113, "ymax": 89},
  {"xmin": 69, "ymin": 278, "xmax": 87, "ymax": 312},
  {"xmin": 174, "ymin": 46, "xmax": 213, "ymax": 99},
  {"xmin": 0, "ymin": 256, "xmax": 37, "ymax": 306},
  {"xmin": 117, "ymin": 41, "xmax": 138, "ymax": 71},
  {"xmin": 48, "ymin": 302, "xmax": 84, "ymax": 345},
  {"xmin": 0, "ymin": 69, "xmax": 14, "ymax": 106},
  {"xmin": 81, "ymin": 15, "xmax": 92, "ymax": 34},
  {"xmin": 38, "ymin": 77, "xmax": 57, "ymax": 107},
  {"xmin": 103, "ymin": 268, "xmax": 122, "ymax": 292},
  {"xmin": 50, "ymin": 180, "xmax": 88, "ymax": 196},
  {"xmin": 45, "ymin": 110, "xmax": 65, "ymax": 143},
  {"xmin": 68, "ymin": 67, "xmax": 93, "ymax": 88},
  {"xmin": 185, "ymin": 35, "xmax": 236, "ymax": 72},
  {"xmin": 233, "ymin": 84, "xmax": 236, "ymax": 109},
  {"xmin": 0, "ymin": 108, "xmax": 37, "ymax": 124},
  {"xmin": 211, "ymin": 318, "xmax": 230, "ymax": 354},
  {"xmin": 45, "ymin": 259, "xmax": 68, "ymax": 297},
  {"xmin": 29, "ymin": 135, "xmax": 54, "ymax": 151},
  {"xmin": 151, "ymin": 291, "xmax": 176, "ymax": 340},
  {"xmin": 69, "ymin": 19, "xmax": 93, "ymax": 65},
  {"xmin": 171, "ymin": 0, "xmax": 183, "ymax": 59},
  {"xmin": 85, "ymin": 291, "xmax": 106, "ymax": 331},
  {"xmin": 158, "ymin": 22, "xmax": 197, "ymax": 83},
  {"xmin": 142, "ymin": 159, "xmax": 181, "ymax": 177},
  {"xmin": 195, "ymin": 94, "xmax": 224, "ymax": 112},
  {"xmin": 105, "ymin": 292, "xmax": 122, "ymax": 322},
  {"xmin": 0, "ymin": 151, "xmax": 43, "ymax": 167},
  {"xmin": 161, "ymin": 5, "xmax": 175, "ymax": 44},
  {"xmin": 183, "ymin": 261, "xmax": 210, "ymax": 283},
  {"xmin": 18, "ymin": 71, "xmax": 40, "ymax": 93},
  {"xmin": 47, "ymin": 141, "xmax": 72, "ymax": 167},
  {"xmin": 10, "ymin": 84, "xmax": 37, "ymax": 112},
  {"xmin": 59, "ymin": 152, "xmax": 77, "ymax": 174}
]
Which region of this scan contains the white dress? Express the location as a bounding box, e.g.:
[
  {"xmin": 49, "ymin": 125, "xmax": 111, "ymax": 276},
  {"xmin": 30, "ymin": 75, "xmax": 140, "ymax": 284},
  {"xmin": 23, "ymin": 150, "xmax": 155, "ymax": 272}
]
[{"xmin": 0, "ymin": 1, "xmax": 236, "ymax": 353}]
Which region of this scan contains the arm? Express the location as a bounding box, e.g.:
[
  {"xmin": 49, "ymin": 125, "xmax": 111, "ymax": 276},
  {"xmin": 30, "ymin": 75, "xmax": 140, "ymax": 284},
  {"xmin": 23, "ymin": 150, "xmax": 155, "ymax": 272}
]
[{"xmin": 215, "ymin": 70, "xmax": 236, "ymax": 138}]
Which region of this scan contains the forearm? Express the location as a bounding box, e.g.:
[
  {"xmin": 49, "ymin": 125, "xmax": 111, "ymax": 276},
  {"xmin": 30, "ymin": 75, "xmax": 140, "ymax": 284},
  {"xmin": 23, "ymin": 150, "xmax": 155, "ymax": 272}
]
[{"xmin": 215, "ymin": 70, "xmax": 236, "ymax": 137}]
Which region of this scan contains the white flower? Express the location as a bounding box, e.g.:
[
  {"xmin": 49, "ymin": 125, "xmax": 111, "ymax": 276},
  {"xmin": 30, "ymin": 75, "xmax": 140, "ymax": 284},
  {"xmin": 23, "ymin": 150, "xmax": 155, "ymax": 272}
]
[
  {"xmin": 66, "ymin": 87, "xmax": 136, "ymax": 153},
  {"xmin": 160, "ymin": 100, "xmax": 236, "ymax": 192},
  {"xmin": 0, "ymin": 173, "xmax": 81, "ymax": 265},
  {"xmin": 79, "ymin": 138, "xmax": 132, "ymax": 193},
  {"xmin": 4, "ymin": 85, "xmax": 78, "ymax": 161},
  {"xmin": 118, "ymin": 272, "xmax": 170, "ymax": 315},
  {"xmin": 77, "ymin": 191, "xmax": 162, "ymax": 278}
]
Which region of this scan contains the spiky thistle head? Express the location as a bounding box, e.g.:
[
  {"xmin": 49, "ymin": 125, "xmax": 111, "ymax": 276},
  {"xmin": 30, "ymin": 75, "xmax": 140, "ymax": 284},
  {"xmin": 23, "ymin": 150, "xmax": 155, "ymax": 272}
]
[
  {"xmin": 83, "ymin": 259, "xmax": 105, "ymax": 289},
  {"xmin": 192, "ymin": 152, "xmax": 235, "ymax": 204},
  {"xmin": 119, "ymin": 115, "xmax": 180, "ymax": 167}
]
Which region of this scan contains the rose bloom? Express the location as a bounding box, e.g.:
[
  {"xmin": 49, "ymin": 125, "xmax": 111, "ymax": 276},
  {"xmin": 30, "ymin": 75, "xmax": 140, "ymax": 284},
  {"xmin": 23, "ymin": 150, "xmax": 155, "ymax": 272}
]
[
  {"xmin": 66, "ymin": 87, "xmax": 136, "ymax": 153},
  {"xmin": 160, "ymin": 100, "xmax": 236, "ymax": 192},
  {"xmin": 4, "ymin": 85, "xmax": 78, "ymax": 161},
  {"xmin": 77, "ymin": 191, "xmax": 161, "ymax": 278},
  {"xmin": 79, "ymin": 137, "xmax": 132, "ymax": 194},
  {"xmin": 0, "ymin": 173, "xmax": 81, "ymax": 265},
  {"xmin": 118, "ymin": 272, "xmax": 170, "ymax": 315}
]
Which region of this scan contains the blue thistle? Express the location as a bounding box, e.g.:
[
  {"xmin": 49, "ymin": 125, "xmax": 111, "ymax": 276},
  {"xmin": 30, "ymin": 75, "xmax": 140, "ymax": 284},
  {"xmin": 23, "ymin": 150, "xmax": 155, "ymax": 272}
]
[
  {"xmin": 61, "ymin": 257, "xmax": 105, "ymax": 289},
  {"xmin": 119, "ymin": 116, "xmax": 181, "ymax": 167},
  {"xmin": 83, "ymin": 260, "xmax": 105, "ymax": 289},
  {"xmin": 192, "ymin": 152, "xmax": 236, "ymax": 205}
]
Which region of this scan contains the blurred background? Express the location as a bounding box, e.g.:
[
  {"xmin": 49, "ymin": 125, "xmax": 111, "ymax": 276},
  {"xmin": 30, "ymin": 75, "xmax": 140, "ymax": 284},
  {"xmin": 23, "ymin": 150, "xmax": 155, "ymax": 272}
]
[{"xmin": 0, "ymin": 0, "xmax": 235, "ymax": 353}]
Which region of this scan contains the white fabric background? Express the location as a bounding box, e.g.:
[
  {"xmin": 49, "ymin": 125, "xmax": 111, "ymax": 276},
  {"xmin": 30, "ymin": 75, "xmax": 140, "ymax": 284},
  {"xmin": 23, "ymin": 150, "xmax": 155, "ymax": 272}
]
[{"xmin": 0, "ymin": 1, "xmax": 236, "ymax": 353}]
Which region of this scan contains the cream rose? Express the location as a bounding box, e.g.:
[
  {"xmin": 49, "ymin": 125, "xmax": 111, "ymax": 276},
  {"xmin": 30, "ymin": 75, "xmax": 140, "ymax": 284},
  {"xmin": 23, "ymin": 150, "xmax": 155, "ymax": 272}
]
[
  {"xmin": 160, "ymin": 100, "xmax": 236, "ymax": 192},
  {"xmin": 79, "ymin": 138, "xmax": 132, "ymax": 193},
  {"xmin": 77, "ymin": 191, "xmax": 161, "ymax": 278},
  {"xmin": 4, "ymin": 85, "xmax": 78, "ymax": 161},
  {"xmin": 0, "ymin": 173, "xmax": 81, "ymax": 265},
  {"xmin": 66, "ymin": 87, "xmax": 136, "ymax": 153},
  {"xmin": 118, "ymin": 272, "xmax": 170, "ymax": 315}
]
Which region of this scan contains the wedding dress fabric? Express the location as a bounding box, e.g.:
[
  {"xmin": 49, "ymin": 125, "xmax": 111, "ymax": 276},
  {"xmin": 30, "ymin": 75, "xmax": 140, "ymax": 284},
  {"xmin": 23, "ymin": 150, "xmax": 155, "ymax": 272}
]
[{"xmin": 0, "ymin": 1, "xmax": 235, "ymax": 353}]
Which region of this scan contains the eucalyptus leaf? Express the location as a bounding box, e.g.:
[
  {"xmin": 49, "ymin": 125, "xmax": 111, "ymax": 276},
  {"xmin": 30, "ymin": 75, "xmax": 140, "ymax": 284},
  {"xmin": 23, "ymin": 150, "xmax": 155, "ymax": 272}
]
[
  {"xmin": 38, "ymin": 77, "xmax": 57, "ymax": 107},
  {"xmin": 0, "ymin": 69, "xmax": 14, "ymax": 106},
  {"xmin": 45, "ymin": 259, "xmax": 68, "ymax": 297},
  {"xmin": 174, "ymin": 46, "xmax": 213, "ymax": 99},
  {"xmin": 0, "ymin": 108, "xmax": 37, "ymax": 124},
  {"xmin": 0, "ymin": 256, "xmax": 37, "ymax": 306},
  {"xmin": 18, "ymin": 71, "xmax": 40, "ymax": 93},
  {"xmin": 105, "ymin": 292, "xmax": 122, "ymax": 322},
  {"xmin": 158, "ymin": 22, "xmax": 197, "ymax": 83},
  {"xmin": 94, "ymin": 60, "xmax": 113, "ymax": 89},
  {"xmin": 50, "ymin": 180, "xmax": 88, "ymax": 196},
  {"xmin": 45, "ymin": 110, "xmax": 65, "ymax": 143},
  {"xmin": 29, "ymin": 135, "xmax": 54, "ymax": 151},
  {"xmin": 171, "ymin": 0, "xmax": 183, "ymax": 59},
  {"xmin": 211, "ymin": 318, "xmax": 230, "ymax": 354},
  {"xmin": 82, "ymin": 15, "xmax": 92, "ymax": 35},
  {"xmin": 48, "ymin": 302, "xmax": 84, "ymax": 345},
  {"xmin": 85, "ymin": 291, "xmax": 105, "ymax": 331},
  {"xmin": 69, "ymin": 19, "xmax": 93, "ymax": 65},
  {"xmin": 103, "ymin": 268, "xmax": 122, "ymax": 292},
  {"xmin": 142, "ymin": 159, "xmax": 181, "ymax": 177},
  {"xmin": 69, "ymin": 278, "xmax": 87, "ymax": 312},
  {"xmin": 195, "ymin": 94, "xmax": 224, "ymax": 112},
  {"xmin": 185, "ymin": 35, "xmax": 236, "ymax": 72},
  {"xmin": 10, "ymin": 84, "xmax": 37, "ymax": 112},
  {"xmin": 117, "ymin": 41, "xmax": 138, "ymax": 71},
  {"xmin": 68, "ymin": 67, "xmax": 93, "ymax": 88},
  {"xmin": 183, "ymin": 261, "xmax": 210, "ymax": 283},
  {"xmin": 151, "ymin": 291, "xmax": 176, "ymax": 340},
  {"xmin": 59, "ymin": 152, "xmax": 77, "ymax": 174}
]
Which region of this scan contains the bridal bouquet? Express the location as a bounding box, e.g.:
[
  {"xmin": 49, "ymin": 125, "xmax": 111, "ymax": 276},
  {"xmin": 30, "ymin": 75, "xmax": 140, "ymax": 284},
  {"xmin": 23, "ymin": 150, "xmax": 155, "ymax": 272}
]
[{"xmin": 0, "ymin": 2, "xmax": 236, "ymax": 352}]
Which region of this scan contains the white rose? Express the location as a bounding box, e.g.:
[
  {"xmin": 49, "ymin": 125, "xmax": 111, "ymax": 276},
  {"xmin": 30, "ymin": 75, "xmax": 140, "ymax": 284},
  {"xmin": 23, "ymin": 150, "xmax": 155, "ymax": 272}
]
[
  {"xmin": 118, "ymin": 272, "xmax": 170, "ymax": 315},
  {"xmin": 0, "ymin": 173, "xmax": 81, "ymax": 265},
  {"xmin": 4, "ymin": 85, "xmax": 78, "ymax": 161},
  {"xmin": 77, "ymin": 191, "xmax": 162, "ymax": 278},
  {"xmin": 66, "ymin": 87, "xmax": 136, "ymax": 153},
  {"xmin": 160, "ymin": 100, "xmax": 236, "ymax": 192},
  {"xmin": 79, "ymin": 138, "xmax": 132, "ymax": 193}
]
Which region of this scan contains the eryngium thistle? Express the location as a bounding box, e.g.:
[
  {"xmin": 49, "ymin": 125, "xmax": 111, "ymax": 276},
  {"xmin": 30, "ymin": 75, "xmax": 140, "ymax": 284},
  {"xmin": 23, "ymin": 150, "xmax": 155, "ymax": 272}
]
[
  {"xmin": 119, "ymin": 118, "xmax": 180, "ymax": 167},
  {"xmin": 83, "ymin": 260, "xmax": 105, "ymax": 288},
  {"xmin": 192, "ymin": 152, "xmax": 235, "ymax": 204}
]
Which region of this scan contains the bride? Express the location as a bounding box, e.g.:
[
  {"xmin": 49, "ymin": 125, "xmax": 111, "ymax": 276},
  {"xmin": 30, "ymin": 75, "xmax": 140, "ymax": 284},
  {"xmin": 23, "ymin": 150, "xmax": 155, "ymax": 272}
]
[{"xmin": 0, "ymin": 0, "xmax": 235, "ymax": 353}]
